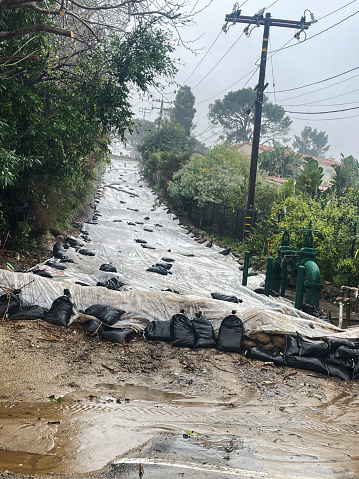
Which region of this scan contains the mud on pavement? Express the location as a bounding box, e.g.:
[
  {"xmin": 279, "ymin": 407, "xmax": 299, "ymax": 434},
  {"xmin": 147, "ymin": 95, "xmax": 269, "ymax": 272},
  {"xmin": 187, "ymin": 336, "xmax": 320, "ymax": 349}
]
[{"xmin": 0, "ymin": 318, "xmax": 359, "ymax": 479}]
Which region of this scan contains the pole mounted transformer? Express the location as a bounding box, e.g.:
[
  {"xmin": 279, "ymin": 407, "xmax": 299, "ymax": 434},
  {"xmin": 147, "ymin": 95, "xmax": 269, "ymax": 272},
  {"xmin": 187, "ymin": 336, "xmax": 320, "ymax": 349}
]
[{"xmin": 223, "ymin": 7, "xmax": 315, "ymax": 237}]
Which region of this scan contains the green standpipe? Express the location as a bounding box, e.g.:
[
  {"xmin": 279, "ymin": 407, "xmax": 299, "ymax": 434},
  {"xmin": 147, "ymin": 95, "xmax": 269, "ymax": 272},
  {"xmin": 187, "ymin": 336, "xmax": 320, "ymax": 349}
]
[
  {"xmin": 303, "ymin": 259, "xmax": 322, "ymax": 307},
  {"xmin": 295, "ymin": 265, "xmax": 306, "ymax": 310},
  {"xmin": 264, "ymin": 257, "xmax": 273, "ymax": 296},
  {"xmin": 242, "ymin": 251, "xmax": 250, "ymax": 286}
]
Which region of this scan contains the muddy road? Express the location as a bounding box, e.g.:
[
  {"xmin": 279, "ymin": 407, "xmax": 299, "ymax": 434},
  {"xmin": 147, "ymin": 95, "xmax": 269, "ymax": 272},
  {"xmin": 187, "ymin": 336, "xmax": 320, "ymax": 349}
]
[{"xmin": 0, "ymin": 157, "xmax": 358, "ymax": 478}]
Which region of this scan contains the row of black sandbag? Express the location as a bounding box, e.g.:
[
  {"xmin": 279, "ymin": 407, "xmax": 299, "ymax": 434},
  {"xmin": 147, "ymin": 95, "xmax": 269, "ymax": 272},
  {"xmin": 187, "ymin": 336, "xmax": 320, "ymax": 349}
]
[
  {"xmin": 3, "ymin": 289, "xmax": 73, "ymax": 327},
  {"xmin": 144, "ymin": 310, "xmax": 243, "ymax": 352},
  {"xmin": 247, "ymin": 332, "xmax": 359, "ymax": 381}
]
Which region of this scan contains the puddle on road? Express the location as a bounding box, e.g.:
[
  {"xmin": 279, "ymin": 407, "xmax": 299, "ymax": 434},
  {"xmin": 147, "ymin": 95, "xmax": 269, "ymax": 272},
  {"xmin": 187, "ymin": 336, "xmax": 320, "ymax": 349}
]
[{"xmin": 0, "ymin": 384, "xmax": 358, "ymax": 477}]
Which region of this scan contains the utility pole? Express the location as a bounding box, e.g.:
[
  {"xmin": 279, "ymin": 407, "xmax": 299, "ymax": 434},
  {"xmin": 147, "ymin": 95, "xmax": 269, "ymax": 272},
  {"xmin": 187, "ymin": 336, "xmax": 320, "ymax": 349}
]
[
  {"xmin": 139, "ymin": 107, "xmax": 151, "ymax": 122},
  {"xmin": 223, "ymin": 8, "xmax": 314, "ymax": 237},
  {"xmin": 152, "ymin": 98, "xmax": 172, "ymax": 132}
]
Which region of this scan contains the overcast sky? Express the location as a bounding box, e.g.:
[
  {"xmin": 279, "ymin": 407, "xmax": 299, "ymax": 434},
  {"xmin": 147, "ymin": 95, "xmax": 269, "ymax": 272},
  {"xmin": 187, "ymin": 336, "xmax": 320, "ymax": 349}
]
[{"xmin": 132, "ymin": 0, "xmax": 359, "ymax": 161}]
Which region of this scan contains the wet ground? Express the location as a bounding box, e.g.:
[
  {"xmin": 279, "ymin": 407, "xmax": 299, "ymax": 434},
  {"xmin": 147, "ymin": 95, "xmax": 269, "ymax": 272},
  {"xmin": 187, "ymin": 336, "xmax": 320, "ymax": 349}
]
[
  {"xmin": 1, "ymin": 156, "xmax": 359, "ymax": 478},
  {"xmin": 0, "ymin": 319, "xmax": 359, "ymax": 479}
]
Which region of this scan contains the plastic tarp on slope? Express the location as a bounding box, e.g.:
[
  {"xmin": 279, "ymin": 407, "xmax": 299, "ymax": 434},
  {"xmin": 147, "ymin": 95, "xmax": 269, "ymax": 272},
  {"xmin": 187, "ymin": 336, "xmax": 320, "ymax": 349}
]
[{"xmin": 0, "ymin": 156, "xmax": 358, "ymax": 340}]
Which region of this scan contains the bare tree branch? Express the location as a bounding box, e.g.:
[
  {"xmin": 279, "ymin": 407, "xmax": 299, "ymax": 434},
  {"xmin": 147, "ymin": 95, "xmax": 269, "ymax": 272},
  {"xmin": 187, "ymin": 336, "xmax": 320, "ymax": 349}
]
[{"xmin": 0, "ymin": 24, "xmax": 74, "ymax": 40}]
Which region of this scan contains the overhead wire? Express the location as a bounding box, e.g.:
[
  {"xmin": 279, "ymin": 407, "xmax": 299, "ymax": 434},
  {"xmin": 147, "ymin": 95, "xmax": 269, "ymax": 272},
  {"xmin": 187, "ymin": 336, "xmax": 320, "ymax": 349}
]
[
  {"xmin": 268, "ymin": 9, "xmax": 359, "ymax": 55},
  {"xmin": 191, "ymin": 32, "xmax": 246, "ymax": 90},
  {"xmin": 266, "ymin": 65, "xmax": 359, "ymax": 94},
  {"xmin": 284, "ymin": 105, "xmax": 359, "ymax": 115},
  {"xmin": 275, "ymin": 72, "xmax": 359, "ymax": 102},
  {"xmin": 316, "ymin": 0, "xmax": 358, "ymax": 20}
]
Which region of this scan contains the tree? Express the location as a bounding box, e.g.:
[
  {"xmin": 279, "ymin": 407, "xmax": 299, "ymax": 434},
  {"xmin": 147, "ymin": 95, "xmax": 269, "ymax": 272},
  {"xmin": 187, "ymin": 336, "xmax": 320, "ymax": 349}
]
[
  {"xmin": 292, "ymin": 126, "xmax": 330, "ymax": 158},
  {"xmin": 138, "ymin": 119, "xmax": 196, "ymax": 183},
  {"xmin": 170, "ymin": 85, "xmax": 196, "ymax": 136},
  {"xmin": 258, "ymin": 146, "xmax": 303, "ymax": 179},
  {"xmin": 0, "ymin": 0, "xmax": 207, "ymax": 42},
  {"xmin": 330, "ymin": 154, "xmax": 359, "ymax": 196},
  {"xmin": 208, "ymin": 88, "xmax": 292, "ymax": 144},
  {"xmin": 295, "ymin": 157, "xmax": 323, "ymax": 198},
  {"xmin": 124, "ymin": 119, "xmax": 156, "ymax": 150}
]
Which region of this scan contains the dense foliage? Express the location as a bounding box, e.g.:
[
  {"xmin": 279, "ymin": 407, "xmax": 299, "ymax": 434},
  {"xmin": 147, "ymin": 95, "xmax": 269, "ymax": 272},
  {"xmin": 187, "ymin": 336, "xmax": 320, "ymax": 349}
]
[
  {"xmin": 0, "ymin": 8, "xmax": 177, "ymax": 247},
  {"xmin": 170, "ymin": 85, "xmax": 196, "ymax": 136},
  {"xmin": 168, "ymin": 144, "xmax": 276, "ymax": 211}
]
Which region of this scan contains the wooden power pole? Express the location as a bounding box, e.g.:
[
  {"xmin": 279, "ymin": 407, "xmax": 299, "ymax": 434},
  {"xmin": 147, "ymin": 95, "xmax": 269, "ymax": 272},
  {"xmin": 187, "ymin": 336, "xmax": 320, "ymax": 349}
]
[{"xmin": 223, "ymin": 8, "xmax": 313, "ymax": 237}]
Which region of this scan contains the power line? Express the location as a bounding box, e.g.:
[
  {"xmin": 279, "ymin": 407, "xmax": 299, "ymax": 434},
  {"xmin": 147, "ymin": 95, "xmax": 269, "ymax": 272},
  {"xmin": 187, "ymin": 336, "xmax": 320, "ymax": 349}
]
[
  {"xmin": 285, "ymin": 105, "xmax": 359, "ymax": 114},
  {"xmin": 279, "ymin": 87, "xmax": 359, "ymax": 106},
  {"xmin": 317, "ymin": 0, "xmax": 358, "ymax": 20},
  {"xmin": 266, "ymin": 65, "xmax": 359, "ymax": 94},
  {"xmin": 182, "ymin": 30, "xmax": 223, "ymax": 85},
  {"xmin": 268, "ymin": 10, "xmax": 359, "ymax": 55},
  {"xmin": 291, "ymin": 113, "xmax": 359, "ymax": 121},
  {"xmin": 191, "ymin": 32, "xmax": 245, "ymax": 90},
  {"xmin": 275, "ymin": 72, "xmax": 359, "ymax": 102}
]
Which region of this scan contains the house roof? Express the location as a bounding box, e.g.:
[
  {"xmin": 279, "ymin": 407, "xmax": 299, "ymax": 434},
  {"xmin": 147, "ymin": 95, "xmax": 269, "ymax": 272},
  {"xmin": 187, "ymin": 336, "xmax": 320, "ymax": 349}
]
[{"xmin": 237, "ymin": 141, "xmax": 340, "ymax": 167}]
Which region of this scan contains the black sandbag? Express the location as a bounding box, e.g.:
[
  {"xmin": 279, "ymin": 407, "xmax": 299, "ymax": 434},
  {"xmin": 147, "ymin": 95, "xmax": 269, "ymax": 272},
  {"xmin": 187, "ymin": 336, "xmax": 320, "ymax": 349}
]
[
  {"xmin": 162, "ymin": 288, "xmax": 182, "ymax": 294},
  {"xmin": 144, "ymin": 228, "xmax": 153, "ymax": 232},
  {"xmin": 326, "ymin": 351, "xmax": 354, "ymax": 370},
  {"xmin": 45, "ymin": 261, "xmax": 67, "ymax": 270},
  {"xmin": 247, "ymin": 271, "xmax": 258, "ymax": 277},
  {"xmin": 144, "ymin": 321, "xmax": 172, "ymax": 342},
  {"xmin": 218, "ymin": 248, "xmax": 231, "ymax": 255},
  {"xmin": 53, "ymin": 242, "xmax": 67, "ymax": 259},
  {"xmin": 135, "ymin": 239, "xmax": 147, "ymax": 244},
  {"xmin": 78, "ymin": 248, "xmax": 95, "ymax": 256},
  {"xmin": 9, "ymin": 305, "xmax": 47, "ymax": 321},
  {"xmin": 352, "ymin": 361, "xmax": 359, "ymax": 380},
  {"xmin": 327, "ymin": 337, "xmax": 357, "ymax": 351},
  {"xmin": 301, "ymin": 303, "xmax": 324, "ymax": 318},
  {"xmin": 99, "ymin": 263, "xmax": 117, "ymax": 273},
  {"xmin": 84, "ymin": 304, "xmax": 125, "ymax": 326},
  {"xmin": 86, "ymin": 319, "xmax": 110, "ymax": 335},
  {"xmin": 206, "ymin": 239, "xmax": 213, "ymax": 247},
  {"xmin": 286, "ymin": 355, "xmax": 328, "ymax": 375},
  {"xmin": 66, "ymin": 237, "xmax": 83, "ymax": 248},
  {"xmin": 193, "ymin": 312, "xmax": 216, "ymax": 349},
  {"xmin": 325, "ymin": 363, "xmax": 352, "ymax": 381},
  {"xmin": 141, "ymin": 244, "xmax": 156, "ymax": 249},
  {"xmin": 44, "ymin": 290, "xmax": 73, "ymax": 327},
  {"xmin": 253, "ymin": 288, "xmax": 279, "ymax": 297},
  {"xmin": 217, "ymin": 311, "xmax": 243, "ymax": 353},
  {"xmin": 0, "ymin": 291, "xmax": 21, "ymax": 316},
  {"xmin": 155, "ymin": 224, "xmax": 163, "ymax": 227},
  {"xmin": 154, "ymin": 263, "xmax": 172, "ymax": 270},
  {"xmin": 32, "ymin": 268, "xmax": 53, "ymax": 278},
  {"xmin": 246, "ymin": 346, "xmax": 284, "ymax": 366},
  {"xmin": 161, "ymin": 257, "xmax": 175, "ymax": 262},
  {"xmin": 146, "ymin": 266, "xmax": 168, "ymax": 275},
  {"xmin": 335, "ymin": 345, "xmax": 359, "ymax": 361},
  {"xmin": 99, "ymin": 328, "xmax": 136, "ymax": 343},
  {"xmin": 96, "ymin": 277, "xmax": 125, "ymax": 291},
  {"xmin": 60, "ymin": 256, "xmax": 74, "ymax": 263},
  {"xmin": 297, "ymin": 333, "xmax": 330, "ymax": 357},
  {"xmin": 211, "ymin": 292, "xmax": 242, "ymax": 304},
  {"xmin": 284, "ymin": 335, "xmax": 300, "ymax": 358},
  {"xmin": 171, "ymin": 310, "xmax": 195, "ymax": 348}
]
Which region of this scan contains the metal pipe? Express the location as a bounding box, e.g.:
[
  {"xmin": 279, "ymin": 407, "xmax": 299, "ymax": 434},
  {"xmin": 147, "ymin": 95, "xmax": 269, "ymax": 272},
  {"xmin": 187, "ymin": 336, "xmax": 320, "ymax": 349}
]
[
  {"xmin": 295, "ymin": 265, "xmax": 306, "ymax": 310},
  {"xmin": 242, "ymin": 251, "xmax": 250, "ymax": 286},
  {"xmin": 338, "ymin": 302, "xmax": 344, "ymax": 329}
]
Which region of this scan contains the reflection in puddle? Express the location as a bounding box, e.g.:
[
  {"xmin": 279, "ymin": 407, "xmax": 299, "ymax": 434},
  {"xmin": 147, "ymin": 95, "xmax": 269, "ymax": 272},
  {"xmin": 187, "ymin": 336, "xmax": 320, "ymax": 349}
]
[{"xmin": 0, "ymin": 384, "xmax": 358, "ymax": 477}]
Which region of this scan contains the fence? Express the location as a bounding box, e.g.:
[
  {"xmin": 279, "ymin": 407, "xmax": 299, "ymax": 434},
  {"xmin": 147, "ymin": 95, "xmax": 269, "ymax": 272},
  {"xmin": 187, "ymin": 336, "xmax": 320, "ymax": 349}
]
[{"xmin": 182, "ymin": 198, "xmax": 270, "ymax": 242}]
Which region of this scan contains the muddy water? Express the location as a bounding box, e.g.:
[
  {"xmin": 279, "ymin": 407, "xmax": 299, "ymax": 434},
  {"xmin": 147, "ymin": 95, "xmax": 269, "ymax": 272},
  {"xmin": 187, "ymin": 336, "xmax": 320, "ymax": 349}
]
[{"xmin": 0, "ymin": 384, "xmax": 358, "ymax": 477}]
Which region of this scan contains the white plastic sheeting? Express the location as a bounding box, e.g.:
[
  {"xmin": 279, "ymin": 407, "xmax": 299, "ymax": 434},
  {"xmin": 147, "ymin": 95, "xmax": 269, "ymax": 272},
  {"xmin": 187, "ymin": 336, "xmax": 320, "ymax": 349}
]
[{"xmin": 1, "ymin": 156, "xmax": 359, "ymax": 340}]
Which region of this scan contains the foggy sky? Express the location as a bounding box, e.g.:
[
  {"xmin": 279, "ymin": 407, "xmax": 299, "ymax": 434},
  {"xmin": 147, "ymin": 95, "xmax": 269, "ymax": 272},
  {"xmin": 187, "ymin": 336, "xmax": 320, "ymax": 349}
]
[{"xmin": 134, "ymin": 0, "xmax": 359, "ymax": 161}]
